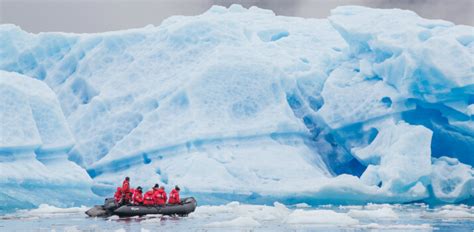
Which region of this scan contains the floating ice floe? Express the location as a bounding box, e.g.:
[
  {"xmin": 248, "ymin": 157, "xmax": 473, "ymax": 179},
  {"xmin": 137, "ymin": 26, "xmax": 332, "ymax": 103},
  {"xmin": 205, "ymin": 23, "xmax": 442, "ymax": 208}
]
[
  {"xmin": 5, "ymin": 202, "xmax": 474, "ymax": 230},
  {"xmin": 347, "ymin": 206, "xmax": 399, "ymax": 220}
]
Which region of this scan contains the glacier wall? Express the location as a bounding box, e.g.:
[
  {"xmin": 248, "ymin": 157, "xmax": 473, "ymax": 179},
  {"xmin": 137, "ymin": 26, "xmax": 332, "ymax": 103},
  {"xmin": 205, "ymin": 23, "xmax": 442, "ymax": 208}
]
[{"xmin": 0, "ymin": 5, "xmax": 473, "ymax": 211}]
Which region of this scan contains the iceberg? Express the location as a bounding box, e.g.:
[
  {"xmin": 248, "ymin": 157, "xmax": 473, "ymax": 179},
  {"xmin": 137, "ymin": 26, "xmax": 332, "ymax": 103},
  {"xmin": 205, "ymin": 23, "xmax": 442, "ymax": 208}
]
[{"xmin": 0, "ymin": 4, "xmax": 473, "ymax": 212}]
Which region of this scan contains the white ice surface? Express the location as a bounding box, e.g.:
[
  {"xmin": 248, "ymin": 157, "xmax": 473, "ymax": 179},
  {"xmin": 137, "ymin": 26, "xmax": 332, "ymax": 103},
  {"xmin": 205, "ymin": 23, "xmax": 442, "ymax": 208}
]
[
  {"xmin": 285, "ymin": 209, "xmax": 359, "ymax": 225},
  {"xmin": 0, "ymin": 71, "xmax": 94, "ymax": 212},
  {"xmin": 347, "ymin": 206, "xmax": 399, "ymax": 220},
  {"xmin": 355, "ymin": 120, "xmax": 432, "ymax": 194},
  {"xmin": 0, "ymin": 71, "xmax": 74, "ymax": 151},
  {"xmin": 431, "ymin": 157, "xmax": 474, "ymax": 203}
]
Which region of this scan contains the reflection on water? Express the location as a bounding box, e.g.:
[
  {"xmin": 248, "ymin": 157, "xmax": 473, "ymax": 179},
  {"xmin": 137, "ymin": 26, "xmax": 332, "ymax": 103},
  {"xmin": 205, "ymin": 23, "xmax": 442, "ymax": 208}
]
[{"xmin": 0, "ymin": 0, "xmax": 473, "ymax": 33}]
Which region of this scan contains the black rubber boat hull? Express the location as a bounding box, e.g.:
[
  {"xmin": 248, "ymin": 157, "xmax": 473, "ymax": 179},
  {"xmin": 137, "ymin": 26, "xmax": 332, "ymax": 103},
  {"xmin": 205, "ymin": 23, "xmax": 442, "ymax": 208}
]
[
  {"xmin": 85, "ymin": 198, "xmax": 117, "ymax": 217},
  {"xmin": 113, "ymin": 197, "xmax": 197, "ymax": 217},
  {"xmin": 85, "ymin": 205, "xmax": 109, "ymax": 217},
  {"xmin": 86, "ymin": 197, "xmax": 197, "ymax": 217}
]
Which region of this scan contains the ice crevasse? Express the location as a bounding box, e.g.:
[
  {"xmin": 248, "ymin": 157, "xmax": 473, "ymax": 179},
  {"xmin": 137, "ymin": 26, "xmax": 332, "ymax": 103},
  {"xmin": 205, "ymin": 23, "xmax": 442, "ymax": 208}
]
[{"xmin": 0, "ymin": 4, "xmax": 473, "ymax": 212}]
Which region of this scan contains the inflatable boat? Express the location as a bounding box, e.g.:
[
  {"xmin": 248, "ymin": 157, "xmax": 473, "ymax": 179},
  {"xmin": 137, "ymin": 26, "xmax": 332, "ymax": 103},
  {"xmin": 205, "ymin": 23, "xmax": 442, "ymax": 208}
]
[{"xmin": 85, "ymin": 197, "xmax": 197, "ymax": 217}]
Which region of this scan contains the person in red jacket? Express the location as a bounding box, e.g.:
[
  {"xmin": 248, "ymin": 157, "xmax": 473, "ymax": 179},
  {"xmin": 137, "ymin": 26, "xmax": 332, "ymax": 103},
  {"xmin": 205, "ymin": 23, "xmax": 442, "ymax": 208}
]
[
  {"xmin": 162, "ymin": 186, "xmax": 167, "ymax": 203},
  {"xmin": 168, "ymin": 186, "xmax": 181, "ymax": 205},
  {"xmin": 154, "ymin": 186, "xmax": 167, "ymax": 206},
  {"xmin": 122, "ymin": 177, "xmax": 131, "ymax": 203},
  {"xmin": 114, "ymin": 187, "xmax": 123, "ymax": 204},
  {"xmin": 143, "ymin": 184, "xmax": 159, "ymax": 206},
  {"xmin": 132, "ymin": 186, "xmax": 144, "ymax": 205}
]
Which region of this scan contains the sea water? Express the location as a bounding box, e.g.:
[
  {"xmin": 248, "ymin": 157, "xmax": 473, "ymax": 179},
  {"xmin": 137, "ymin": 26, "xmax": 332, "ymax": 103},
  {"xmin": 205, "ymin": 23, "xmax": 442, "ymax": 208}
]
[{"xmin": 1, "ymin": 203, "xmax": 473, "ymax": 231}]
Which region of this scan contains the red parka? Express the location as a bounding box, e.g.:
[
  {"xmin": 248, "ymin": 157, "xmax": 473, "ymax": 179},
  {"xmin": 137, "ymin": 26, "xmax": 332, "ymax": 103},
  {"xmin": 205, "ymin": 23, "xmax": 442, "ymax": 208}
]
[
  {"xmin": 154, "ymin": 188, "xmax": 167, "ymax": 206},
  {"xmin": 114, "ymin": 187, "xmax": 122, "ymax": 203},
  {"xmin": 143, "ymin": 190, "xmax": 155, "ymax": 205},
  {"xmin": 122, "ymin": 179, "xmax": 130, "ymax": 193},
  {"xmin": 132, "ymin": 189, "xmax": 143, "ymax": 205},
  {"xmin": 122, "ymin": 179, "xmax": 131, "ymax": 201},
  {"xmin": 168, "ymin": 189, "xmax": 180, "ymax": 204}
]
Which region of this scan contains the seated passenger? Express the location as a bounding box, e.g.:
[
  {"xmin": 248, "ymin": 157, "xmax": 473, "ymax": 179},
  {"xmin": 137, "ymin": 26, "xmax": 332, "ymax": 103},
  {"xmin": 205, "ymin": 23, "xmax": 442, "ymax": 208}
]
[
  {"xmin": 168, "ymin": 186, "xmax": 181, "ymax": 205},
  {"xmin": 154, "ymin": 186, "xmax": 167, "ymax": 206},
  {"xmin": 132, "ymin": 186, "xmax": 143, "ymax": 205},
  {"xmin": 143, "ymin": 184, "xmax": 159, "ymax": 206},
  {"xmin": 114, "ymin": 187, "xmax": 123, "ymax": 204}
]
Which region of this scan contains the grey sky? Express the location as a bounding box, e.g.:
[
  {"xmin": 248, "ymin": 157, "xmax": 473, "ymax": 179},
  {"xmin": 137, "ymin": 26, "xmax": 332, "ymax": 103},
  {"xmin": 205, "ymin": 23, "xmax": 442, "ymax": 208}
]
[{"xmin": 1, "ymin": 0, "xmax": 473, "ymax": 33}]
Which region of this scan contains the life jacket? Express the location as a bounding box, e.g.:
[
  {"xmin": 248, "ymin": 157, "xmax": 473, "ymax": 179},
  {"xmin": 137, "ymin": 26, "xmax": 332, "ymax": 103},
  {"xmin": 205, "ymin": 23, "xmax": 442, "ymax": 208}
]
[
  {"xmin": 154, "ymin": 188, "xmax": 167, "ymax": 206},
  {"xmin": 114, "ymin": 187, "xmax": 122, "ymax": 203},
  {"xmin": 143, "ymin": 190, "xmax": 155, "ymax": 205},
  {"xmin": 132, "ymin": 189, "xmax": 143, "ymax": 205},
  {"xmin": 168, "ymin": 189, "xmax": 180, "ymax": 204}
]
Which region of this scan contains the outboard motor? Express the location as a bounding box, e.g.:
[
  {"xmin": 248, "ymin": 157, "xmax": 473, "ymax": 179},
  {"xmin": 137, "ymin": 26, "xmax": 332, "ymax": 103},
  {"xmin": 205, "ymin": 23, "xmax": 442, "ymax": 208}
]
[
  {"xmin": 103, "ymin": 198, "xmax": 117, "ymax": 211},
  {"xmin": 85, "ymin": 198, "xmax": 119, "ymax": 217}
]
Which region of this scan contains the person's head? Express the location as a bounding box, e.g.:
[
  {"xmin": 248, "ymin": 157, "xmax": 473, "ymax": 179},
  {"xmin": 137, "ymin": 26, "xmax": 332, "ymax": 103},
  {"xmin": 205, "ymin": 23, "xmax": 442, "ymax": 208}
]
[
  {"xmin": 125, "ymin": 176, "xmax": 130, "ymax": 181},
  {"xmin": 137, "ymin": 186, "xmax": 142, "ymax": 192},
  {"xmin": 175, "ymin": 185, "xmax": 180, "ymax": 191},
  {"xmin": 160, "ymin": 186, "xmax": 165, "ymax": 190},
  {"xmin": 153, "ymin": 183, "xmax": 159, "ymax": 189}
]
